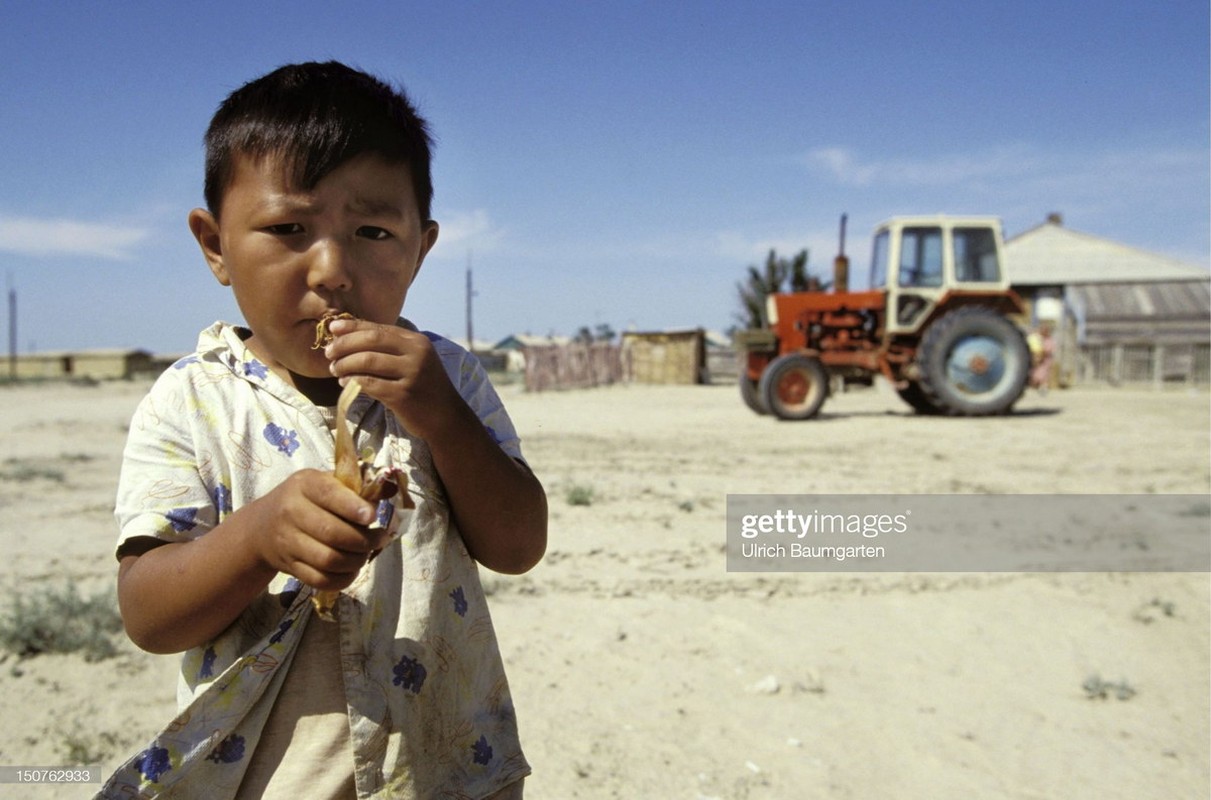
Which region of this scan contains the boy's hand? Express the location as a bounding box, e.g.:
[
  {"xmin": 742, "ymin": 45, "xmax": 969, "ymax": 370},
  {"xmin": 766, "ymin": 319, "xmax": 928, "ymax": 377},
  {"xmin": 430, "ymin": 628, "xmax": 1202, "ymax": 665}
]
[
  {"xmin": 323, "ymin": 318, "xmax": 461, "ymax": 439},
  {"xmin": 322, "ymin": 317, "xmax": 547, "ymax": 576},
  {"xmin": 245, "ymin": 468, "xmax": 387, "ymax": 591},
  {"xmin": 118, "ymin": 467, "xmax": 392, "ymax": 654}
]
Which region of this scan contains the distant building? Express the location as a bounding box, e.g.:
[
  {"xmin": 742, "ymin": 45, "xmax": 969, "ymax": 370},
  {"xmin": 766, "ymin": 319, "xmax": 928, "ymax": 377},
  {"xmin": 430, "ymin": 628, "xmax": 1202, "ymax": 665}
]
[
  {"xmin": 445, "ymin": 336, "xmax": 505, "ymax": 371},
  {"xmin": 702, "ymin": 330, "xmax": 739, "ymax": 383},
  {"xmin": 10, "ymin": 348, "xmax": 156, "ymax": 381},
  {"xmin": 621, "ymin": 328, "xmax": 707, "ymax": 385},
  {"xmin": 492, "ymin": 333, "xmax": 571, "ymax": 373},
  {"xmin": 447, "ymin": 336, "xmax": 499, "ymax": 354},
  {"xmin": 492, "ymin": 333, "xmax": 571, "ymax": 351},
  {"xmin": 1006, "ymin": 215, "xmax": 1210, "ymax": 386}
]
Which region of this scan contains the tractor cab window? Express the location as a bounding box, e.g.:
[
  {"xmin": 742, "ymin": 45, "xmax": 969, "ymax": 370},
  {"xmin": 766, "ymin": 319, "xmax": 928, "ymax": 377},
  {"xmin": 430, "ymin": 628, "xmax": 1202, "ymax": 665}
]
[
  {"xmin": 954, "ymin": 226, "xmax": 1000, "ymax": 282},
  {"xmin": 898, "ymin": 227, "xmax": 943, "ymax": 288},
  {"xmin": 870, "ymin": 230, "xmax": 890, "ymax": 288}
]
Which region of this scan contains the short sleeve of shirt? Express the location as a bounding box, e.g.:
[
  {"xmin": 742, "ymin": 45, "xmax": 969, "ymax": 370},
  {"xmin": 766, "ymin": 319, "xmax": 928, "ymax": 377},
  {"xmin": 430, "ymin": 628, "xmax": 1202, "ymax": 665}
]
[
  {"xmin": 114, "ymin": 364, "xmax": 224, "ymax": 557},
  {"xmin": 422, "ymin": 329, "xmax": 526, "ymax": 465}
]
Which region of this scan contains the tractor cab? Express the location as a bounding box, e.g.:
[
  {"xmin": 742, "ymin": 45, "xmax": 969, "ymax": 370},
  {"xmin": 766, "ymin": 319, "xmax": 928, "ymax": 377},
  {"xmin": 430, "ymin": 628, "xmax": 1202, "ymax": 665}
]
[{"xmin": 870, "ymin": 216, "xmax": 1010, "ymax": 336}]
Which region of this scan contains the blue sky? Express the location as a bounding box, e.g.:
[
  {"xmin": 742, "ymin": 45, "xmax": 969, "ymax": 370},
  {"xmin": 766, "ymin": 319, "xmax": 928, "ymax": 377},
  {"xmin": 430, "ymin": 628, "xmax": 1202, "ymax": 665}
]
[{"xmin": 1, "ymin": 1, "xmax": 1207, "ymax": 354}]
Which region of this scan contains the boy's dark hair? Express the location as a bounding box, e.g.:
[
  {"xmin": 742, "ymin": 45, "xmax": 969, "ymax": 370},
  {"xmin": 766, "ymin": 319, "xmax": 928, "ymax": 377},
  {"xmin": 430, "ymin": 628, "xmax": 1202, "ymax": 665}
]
[{"xmin": 202, "ymin": 61, "xmax": 434, "ymax": 220}]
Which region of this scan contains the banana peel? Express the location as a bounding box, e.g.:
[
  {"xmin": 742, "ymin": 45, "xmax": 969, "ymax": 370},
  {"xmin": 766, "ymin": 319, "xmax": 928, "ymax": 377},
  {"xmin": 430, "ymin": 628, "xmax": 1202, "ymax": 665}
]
[{"xmin": 310, "ymin": 378, "xmax": 413, "ymax": 621}]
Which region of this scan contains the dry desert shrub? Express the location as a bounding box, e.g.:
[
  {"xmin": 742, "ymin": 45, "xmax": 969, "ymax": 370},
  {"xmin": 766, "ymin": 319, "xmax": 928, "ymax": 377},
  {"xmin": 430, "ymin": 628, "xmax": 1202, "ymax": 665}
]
[
  {"xmin": 565, "ymin": 484, "xmax": 597, "ymax": 506},
  {"xmin": 0, "ymin": 583, "xmax": 123, "ymax": 662}
]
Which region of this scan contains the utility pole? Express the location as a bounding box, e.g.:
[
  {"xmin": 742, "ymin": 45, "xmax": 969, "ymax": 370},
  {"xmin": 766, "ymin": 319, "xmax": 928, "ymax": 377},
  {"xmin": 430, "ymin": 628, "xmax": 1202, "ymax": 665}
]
[
  {"xmin": 6, "ymin": 274, "xmax": 15, "ymax": 381},
  {"xmin": 465, "ymin": 251, "xmax": 475, "ymax": 354}
]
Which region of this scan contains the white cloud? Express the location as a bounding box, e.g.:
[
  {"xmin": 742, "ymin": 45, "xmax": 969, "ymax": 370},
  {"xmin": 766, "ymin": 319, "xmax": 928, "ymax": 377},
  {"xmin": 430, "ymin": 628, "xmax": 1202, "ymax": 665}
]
[
  {"xmin": 803, "ymin": 143, "xmax": 1208, "ymax": 200},
  {"xmin": 1039, "ymin": 147, "xmax": 1208, "ymax": 197},
  {"xmin": 432, "ymin": 209, "xmax": 505, "ymax": 252},
  {"xmin": 803, "ymin": 145, "xmax": 1042, "ymax": 188},
  {"xmin": 0, "ymin": 215, "xmax": 150, "ymax": 260}
]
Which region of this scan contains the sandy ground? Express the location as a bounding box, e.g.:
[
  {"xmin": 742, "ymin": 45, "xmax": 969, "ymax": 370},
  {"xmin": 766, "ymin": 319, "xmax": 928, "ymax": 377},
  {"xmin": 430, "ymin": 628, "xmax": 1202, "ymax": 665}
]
[{"xmin": 0, "ymin": 377, "xmax": 1207, "ymax": 799}]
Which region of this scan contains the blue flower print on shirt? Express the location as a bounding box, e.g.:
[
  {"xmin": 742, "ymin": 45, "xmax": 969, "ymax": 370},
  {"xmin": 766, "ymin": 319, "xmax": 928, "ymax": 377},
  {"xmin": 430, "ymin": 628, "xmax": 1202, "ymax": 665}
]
[
  {"xmin": 484, "ymin": 425, "xmax": 504, "ymax": 445},
  {"xmin": 279, "ymin": 576, "xmax": 302, "ymax": 608},
  {"xmin": 376, "ymin": 499, "xmax": 395, "ymax": 528},
  {"xmin": 243, "ymin": 359, "xmax": 269, "ymax": 380},
  {"xmin": 263, "ymin": 423, "xmax": 300, "ymax": 457},
  {"xmin": 166, "ymin": 507, "xmax": 199, "ymax": 533},
  {"xmin": 135, "ymin": 745, "xmax": 172, "ymax": 783},
  {"xmin": 206, "ymin": 734, "xmax": 245, "ymax": 764},
  {"xmin": 450, "ymin": 586, "xmax": 468, "ymax": 618},
  {"xmin": 198, "ymin": 646, "xmax": 217, "ymax": 680},
  {"xmin": 471, "ymin": 735, "xmax": 493, "ymax": 766},
  {"xmin": 212, "ymin": 483, "xmax": 232, "ymax": 515},
  {"xmin": 269, "ymin": 617, "xmax": 293, "ymax": 645},
  {"xmin": 392, "ymin": 654, "xmax": 427, "ymax": 694}
]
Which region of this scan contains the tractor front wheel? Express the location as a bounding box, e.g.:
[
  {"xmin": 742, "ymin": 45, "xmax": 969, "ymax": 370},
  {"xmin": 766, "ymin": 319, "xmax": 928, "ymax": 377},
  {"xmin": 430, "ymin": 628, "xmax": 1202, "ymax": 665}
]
[
  {"xmin": 758, "ymin": 354, "xmax": 829, "ymax": 420},
  {"xmin": 917, "ymin": 307, "xmax": 1029, "ymax": 416},
  {"xmin": 740, "ymin": 376, "xmax": 768, "ymax": 415}
]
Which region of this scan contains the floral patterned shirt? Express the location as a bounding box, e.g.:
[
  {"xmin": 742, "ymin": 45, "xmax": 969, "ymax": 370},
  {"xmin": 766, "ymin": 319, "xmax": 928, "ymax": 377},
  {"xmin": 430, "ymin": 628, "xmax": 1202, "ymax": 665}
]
[{"xmin": 98, "ymin": 321, "xmax": 531, "ymax": 799}]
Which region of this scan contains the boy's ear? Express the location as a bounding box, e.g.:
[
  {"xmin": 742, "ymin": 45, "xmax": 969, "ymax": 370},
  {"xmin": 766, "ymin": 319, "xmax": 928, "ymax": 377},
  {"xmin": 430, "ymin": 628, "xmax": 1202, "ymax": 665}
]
[
  {"xmin": 188, "ymin": 208, "xmax": 230, "ymax": 285},
  {"xmin": 410, "ymin": 220, "xmax": 440, "ymax": 283}
]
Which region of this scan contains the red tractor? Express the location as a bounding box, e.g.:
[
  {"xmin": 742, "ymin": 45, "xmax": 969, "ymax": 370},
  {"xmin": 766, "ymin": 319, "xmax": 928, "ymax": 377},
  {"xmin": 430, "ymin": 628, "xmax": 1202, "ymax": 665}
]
[{"xmin": 737, "ymin": 215, "xmax": 1030, "ymax": 420}]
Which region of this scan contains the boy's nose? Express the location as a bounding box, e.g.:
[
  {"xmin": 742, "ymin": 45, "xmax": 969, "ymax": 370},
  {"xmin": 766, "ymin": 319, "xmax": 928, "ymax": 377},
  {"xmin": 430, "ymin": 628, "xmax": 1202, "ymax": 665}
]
[{"xmin": 308, "ymin": 240, "xmax": 353, "ymax": 292}]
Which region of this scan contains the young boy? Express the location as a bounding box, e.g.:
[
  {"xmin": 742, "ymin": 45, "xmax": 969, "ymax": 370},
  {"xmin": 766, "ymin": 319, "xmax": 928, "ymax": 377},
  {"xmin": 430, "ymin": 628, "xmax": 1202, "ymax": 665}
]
[{"xmin": 98, "ymin": 61, "xmax": 546, "ymax": 799}]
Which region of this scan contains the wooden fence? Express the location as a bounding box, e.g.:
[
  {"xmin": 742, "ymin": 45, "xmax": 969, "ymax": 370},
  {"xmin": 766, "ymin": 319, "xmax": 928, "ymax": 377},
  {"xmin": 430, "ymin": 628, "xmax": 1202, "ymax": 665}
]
[
  {"xmin": 521, "ymin": 341, "xmax": 742, "ymax": 391},
  {"xmin": 522, "ymin": 343, "xmax": 630, "ymax": 391},
  {"xmin": 1078, "ymin": 342, "xmax": 1210, "ymax": 387}
]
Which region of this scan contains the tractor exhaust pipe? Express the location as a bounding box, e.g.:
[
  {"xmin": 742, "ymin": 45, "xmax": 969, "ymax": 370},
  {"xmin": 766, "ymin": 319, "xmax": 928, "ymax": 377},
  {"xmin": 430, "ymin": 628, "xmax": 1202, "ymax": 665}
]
[{"xmin": 833, "ymin": 213, "xmax": 849, "ymax": 293}]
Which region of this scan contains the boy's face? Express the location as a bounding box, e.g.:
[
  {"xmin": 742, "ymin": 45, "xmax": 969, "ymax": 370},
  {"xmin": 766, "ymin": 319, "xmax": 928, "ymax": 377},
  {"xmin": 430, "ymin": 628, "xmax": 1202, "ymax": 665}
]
[{"xmin": 189, "ymin": 152, "xmax": 439, "ymax": 384}]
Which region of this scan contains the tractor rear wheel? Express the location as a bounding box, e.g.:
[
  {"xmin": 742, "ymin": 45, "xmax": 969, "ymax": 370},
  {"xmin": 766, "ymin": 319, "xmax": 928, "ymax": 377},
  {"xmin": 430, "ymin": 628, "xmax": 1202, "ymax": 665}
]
[
  {"xmin": 896, "ymin": 381, "xmax": 941, "ymax": 415},
  {"xmin": 917, "ymin": 306, "xmax": 1029, "ymax": 416},
  {"xmin": 758, "ymin": 354, "xmax": 829, "ymax": 420}
]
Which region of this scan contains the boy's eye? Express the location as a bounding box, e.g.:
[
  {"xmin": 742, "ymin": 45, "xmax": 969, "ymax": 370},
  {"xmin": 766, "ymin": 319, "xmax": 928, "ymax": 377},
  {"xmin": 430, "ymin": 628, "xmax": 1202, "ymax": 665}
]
[
  {"xmin": 357, "ymin": 226, "xmax": 393, "ymax": 241},
  {"xmin": 264, "ymin": 223, "xmax": 304, "ymax": 235}
]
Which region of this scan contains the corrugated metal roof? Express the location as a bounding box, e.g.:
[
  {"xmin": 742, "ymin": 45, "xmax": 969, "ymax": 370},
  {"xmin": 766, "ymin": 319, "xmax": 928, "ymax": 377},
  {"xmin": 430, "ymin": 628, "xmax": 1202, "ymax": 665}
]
[
  {"xmin": 1070, "ymin": 281, "xmax": 1210, "ymax": 345},
  {"xmin": 1073, "ymin": 281, "xmax": 1210, "ymax": 319},
  {"xmin": 493, "ymin": 333, "xmax": 572, "ymax": 349},
  {"xmin": 1005, "ymin": 221, "xmax": 1210, "ymax": 285}
]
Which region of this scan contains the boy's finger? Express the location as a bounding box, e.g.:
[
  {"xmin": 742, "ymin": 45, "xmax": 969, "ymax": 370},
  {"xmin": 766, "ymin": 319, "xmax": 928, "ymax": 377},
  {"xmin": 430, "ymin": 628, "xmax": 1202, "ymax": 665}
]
[
  {"xmin": 321, "ymin": 519, "xmax": 386, "ymax": 555},
  {"xmin": 326, "ymin": 316, "xmax": 360, "ymax": 338},
  {"xmin": 362, "ymin": 527, "xmax": 392, "ymax": 553},
  {"xmin": 308, "ymin": 474, "xmax": 377, "ymax": 525}
]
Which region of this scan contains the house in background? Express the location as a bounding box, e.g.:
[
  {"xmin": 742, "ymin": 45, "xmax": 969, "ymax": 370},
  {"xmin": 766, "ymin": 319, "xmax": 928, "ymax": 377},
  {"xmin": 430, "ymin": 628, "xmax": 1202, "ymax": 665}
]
[
  {"xmin": 492, "ymin": 333, "xmax": 571, "ymax": 373},
  {"xmin": 445, "ymin": 336, "xmax": 503, "ymax": 370},
  {"xmin": 8, "ymin": 348, "xmax": 155, "ymax": 381},
  {"xmin": 1005, "ymin": 214, "xmax": 1210, "ymax": 386}
]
